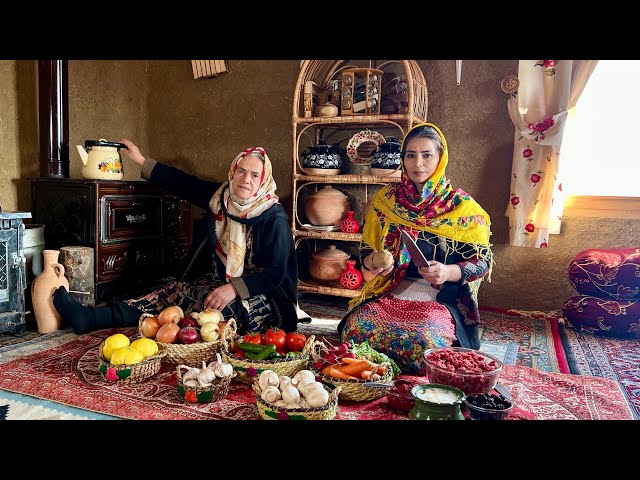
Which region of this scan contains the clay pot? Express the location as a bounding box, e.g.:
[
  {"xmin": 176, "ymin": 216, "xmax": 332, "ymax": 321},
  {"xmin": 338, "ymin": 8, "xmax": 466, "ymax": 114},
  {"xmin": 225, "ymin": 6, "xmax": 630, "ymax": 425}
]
[
  {"xmin": 31, "ymin": 249, "xmax": 70, "ymax": 334},
  {"xmin": 309, "ymin": 245, "xmax": 350, "ymax": 283},
  {"xmin": 304, "ymin": 186, "xmax": 349, "ymax": 226}
]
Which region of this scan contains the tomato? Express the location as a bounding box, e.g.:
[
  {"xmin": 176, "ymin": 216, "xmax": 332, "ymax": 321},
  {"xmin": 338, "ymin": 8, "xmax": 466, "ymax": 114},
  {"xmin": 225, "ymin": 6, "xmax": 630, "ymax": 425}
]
[
  {"xmin": 243, "ymin": 332, "xmax": 263, "ymax": 345},
  {"xmin": 264, "ymin": 328, "xmax": 286, "ymax": 351},
  {"xmin": 234, "ymin": 350, "xmax": 245, "ymax": 358},
  {"xmin": 286, "ymin": 332, "xmax": 307, "ymax": 352}
]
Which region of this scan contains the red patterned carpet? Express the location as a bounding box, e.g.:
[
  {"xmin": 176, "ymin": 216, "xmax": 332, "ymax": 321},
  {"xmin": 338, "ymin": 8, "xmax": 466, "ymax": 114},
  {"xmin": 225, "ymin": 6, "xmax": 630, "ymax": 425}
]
[
  {"xmin": 561, "ymin": 324, "xmax": 640, "ymax": 419},
  {"xmin": 0, "ymin": 327, "xmax": 632, "ymax": 420}
]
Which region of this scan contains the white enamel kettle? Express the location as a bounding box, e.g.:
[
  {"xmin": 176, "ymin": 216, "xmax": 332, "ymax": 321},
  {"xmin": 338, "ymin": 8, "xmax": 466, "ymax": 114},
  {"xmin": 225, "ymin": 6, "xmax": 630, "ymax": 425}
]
[{"xmin": 76, "ymin": 139, "xmax": 127, "ymax": 180}]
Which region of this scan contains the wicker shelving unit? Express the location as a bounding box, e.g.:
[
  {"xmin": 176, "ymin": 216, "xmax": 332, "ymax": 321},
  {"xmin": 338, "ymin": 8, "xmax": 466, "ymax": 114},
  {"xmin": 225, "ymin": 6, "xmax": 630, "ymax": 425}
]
[{"xmin": 292, "ymin": 60, "xmax": 428, "ymax": 298}]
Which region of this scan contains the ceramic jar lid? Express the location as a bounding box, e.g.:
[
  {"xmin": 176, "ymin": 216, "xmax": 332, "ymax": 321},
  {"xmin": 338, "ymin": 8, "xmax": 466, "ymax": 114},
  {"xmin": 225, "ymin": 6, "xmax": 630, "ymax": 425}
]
[{"xmin": 312, "ymin": 245, "xmax": 349, "ymax": 261}]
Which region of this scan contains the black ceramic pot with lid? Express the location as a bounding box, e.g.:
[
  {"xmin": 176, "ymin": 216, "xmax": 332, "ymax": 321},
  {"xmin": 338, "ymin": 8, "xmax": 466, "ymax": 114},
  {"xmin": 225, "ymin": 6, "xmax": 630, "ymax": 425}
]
[
  {"xmin": 301, "ymin": 139, "xmax": 343, "ymax": 175},
  {"xmin": 370, "ymin": 137, "xmax": 402, "ymax": 177}
]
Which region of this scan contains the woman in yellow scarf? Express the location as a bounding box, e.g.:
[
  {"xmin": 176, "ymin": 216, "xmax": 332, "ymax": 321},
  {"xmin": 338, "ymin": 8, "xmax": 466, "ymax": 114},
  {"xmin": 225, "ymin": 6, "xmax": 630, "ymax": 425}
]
[{"xmin": 337, "ymin": 123, "xmax": 493, "ymax": 374}]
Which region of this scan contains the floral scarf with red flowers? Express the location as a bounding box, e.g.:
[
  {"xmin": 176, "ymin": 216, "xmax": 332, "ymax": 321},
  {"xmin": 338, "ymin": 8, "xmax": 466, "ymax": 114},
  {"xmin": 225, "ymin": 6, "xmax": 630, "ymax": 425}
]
[{"xmin": 349, "ymin": 123, "xmax": 492, "ymax": 308}]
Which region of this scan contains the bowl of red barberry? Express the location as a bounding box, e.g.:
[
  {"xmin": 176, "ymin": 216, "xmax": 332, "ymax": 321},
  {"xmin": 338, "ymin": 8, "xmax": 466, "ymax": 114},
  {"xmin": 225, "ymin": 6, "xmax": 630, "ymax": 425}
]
[
  {"xmin": 423, "ymin": 347, "xmax": 503, "ymax": 395},
  {"xmin": 463, "ymin": 392, "xmax": 513, "ymax": 420}
]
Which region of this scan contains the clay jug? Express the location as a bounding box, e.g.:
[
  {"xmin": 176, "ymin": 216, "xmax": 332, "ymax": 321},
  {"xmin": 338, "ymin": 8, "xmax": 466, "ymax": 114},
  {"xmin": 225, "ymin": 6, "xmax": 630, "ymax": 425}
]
[{"xmin": 31, "ymin": 250, "xmax": 69, "ymax": 334}]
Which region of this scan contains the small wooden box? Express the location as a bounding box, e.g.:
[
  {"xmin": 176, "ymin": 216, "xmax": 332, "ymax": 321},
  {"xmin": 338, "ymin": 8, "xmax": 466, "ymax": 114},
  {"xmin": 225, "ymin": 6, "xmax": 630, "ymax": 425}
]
[{"xmin": 340, "ymin": 67, "xmax": 383, "ymax": 116}]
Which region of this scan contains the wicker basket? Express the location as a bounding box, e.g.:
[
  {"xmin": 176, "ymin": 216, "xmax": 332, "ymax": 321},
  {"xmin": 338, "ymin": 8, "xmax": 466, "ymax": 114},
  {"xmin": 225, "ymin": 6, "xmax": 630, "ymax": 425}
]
[
  {"xmin": 176, "ymin": 364, "xmax": 237, "ymax": 403},
  {"xmin": 138, "ymin": 313, "xmax": 220, "ymax": 366},
  {"xmin": 220, "ymin": 318, "xmax": 315, "ymax": 384},
  {"xmin": 252, "ymin": 381, "xmax": 341, "ymax": 420},
  {"xmin": 98, "ymin": 339, "xmax": 167, "ymax": 384},
  {"xmin": 309, "ymin": 340, "xmax": 393, "ymax": 401}
]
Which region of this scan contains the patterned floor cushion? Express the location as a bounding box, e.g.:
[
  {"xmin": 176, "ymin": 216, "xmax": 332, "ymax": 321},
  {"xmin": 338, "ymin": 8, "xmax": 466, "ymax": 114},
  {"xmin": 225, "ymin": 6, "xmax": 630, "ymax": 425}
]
[
  {"xmin": 563, "ymin": 294, "xmax": 640, "ymax": 338},
  {"xmin": 568, "ymin": 248, "xmax": 640, "ymax": 299}
]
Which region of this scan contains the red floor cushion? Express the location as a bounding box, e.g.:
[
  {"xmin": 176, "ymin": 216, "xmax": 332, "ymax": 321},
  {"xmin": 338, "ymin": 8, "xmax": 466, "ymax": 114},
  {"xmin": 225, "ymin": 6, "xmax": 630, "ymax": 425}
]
[
  {"xmin": 568, "ymin": 248, "xmax": 640, "ymax": 299},
  {"xmin": 563, "ymin": 294, "xmax": 640, "ymax": 338}
]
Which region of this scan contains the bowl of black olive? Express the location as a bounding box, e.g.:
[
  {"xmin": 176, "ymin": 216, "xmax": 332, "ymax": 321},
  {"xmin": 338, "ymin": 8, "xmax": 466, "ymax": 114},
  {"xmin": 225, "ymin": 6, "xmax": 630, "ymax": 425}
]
[{"xmin": 463, "ymin": 392, "xmax": 513, "ymax": 420}]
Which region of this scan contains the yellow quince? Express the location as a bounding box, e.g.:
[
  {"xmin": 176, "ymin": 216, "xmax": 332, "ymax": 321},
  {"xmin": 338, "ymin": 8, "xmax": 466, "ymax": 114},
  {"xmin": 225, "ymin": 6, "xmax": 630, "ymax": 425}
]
[
  {"xmin": 130, "ymin": 338, "xmax": 159, "ymax": 359},
  {"xmin": 110, "ymin": 347, "xmax": 144, "ymax": 366},
  {"xmin": 103, "ymin": 333, "xmax": 130, "ymax": 362}
]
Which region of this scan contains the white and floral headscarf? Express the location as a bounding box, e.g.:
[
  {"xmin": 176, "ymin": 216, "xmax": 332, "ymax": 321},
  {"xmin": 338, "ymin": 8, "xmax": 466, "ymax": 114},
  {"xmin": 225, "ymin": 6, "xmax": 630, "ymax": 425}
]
[{"xmin": 208, "ymin": 147, "xmax": 279, "ymax": 278}]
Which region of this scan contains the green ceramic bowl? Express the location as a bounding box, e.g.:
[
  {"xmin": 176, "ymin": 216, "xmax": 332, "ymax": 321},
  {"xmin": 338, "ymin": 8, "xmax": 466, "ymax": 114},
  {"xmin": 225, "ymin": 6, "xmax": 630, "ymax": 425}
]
[{"xmin": 409, "ymin": 383, "xmax": 465, "ymax": 420}]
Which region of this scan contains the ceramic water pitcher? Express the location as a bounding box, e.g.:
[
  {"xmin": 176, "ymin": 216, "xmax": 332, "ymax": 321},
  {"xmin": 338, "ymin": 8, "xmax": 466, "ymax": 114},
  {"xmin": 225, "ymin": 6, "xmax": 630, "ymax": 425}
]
[{"xmin": 76, "ymin": 139, "xmax": 127, "ymax": 180}]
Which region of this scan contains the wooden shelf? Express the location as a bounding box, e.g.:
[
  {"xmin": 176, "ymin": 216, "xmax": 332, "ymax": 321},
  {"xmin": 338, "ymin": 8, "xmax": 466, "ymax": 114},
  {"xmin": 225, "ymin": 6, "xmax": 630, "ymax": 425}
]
[
  {"xmin": 293, "ymin": 113, "xmax": 425, "ymax": 127},
  {"xmin": 294, "ymin": 173, "xmax": 401, "ymax": 184},
  {"xmin": 292, "ymin": 60, "xmax": 427, "ymax": 300},
  {"xmin": 298, "ymin": 279, "xmax": 362, "ymax": 298},
  {"xmin": 294, "ymin": 230, "xmax": 362, "ymax": 241}
]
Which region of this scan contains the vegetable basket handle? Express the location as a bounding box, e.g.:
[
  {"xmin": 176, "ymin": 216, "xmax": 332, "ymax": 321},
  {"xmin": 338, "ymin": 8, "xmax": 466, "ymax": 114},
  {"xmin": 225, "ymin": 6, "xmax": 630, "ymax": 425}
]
[
  {"xmin": 327, "ymin": 386, "xmax": 342, "ymax": 403},
  {"xmin": 301, "ymin": 334, "xmax": 316, "ymax": 356},
  {"xmin": 221, "ymin": 317, "xmax": 238, "ymax": 351},
  {"xmin": 176, "ymin": 364, "xmax": 191, "ymax": 381}
]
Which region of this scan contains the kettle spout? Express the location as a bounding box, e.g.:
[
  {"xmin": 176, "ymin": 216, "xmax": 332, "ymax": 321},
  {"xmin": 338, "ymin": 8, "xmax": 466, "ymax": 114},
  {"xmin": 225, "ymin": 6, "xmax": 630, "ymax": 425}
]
[{"xmin": 76, "ymin": 145, "xmax": 88, "ymax": 166}]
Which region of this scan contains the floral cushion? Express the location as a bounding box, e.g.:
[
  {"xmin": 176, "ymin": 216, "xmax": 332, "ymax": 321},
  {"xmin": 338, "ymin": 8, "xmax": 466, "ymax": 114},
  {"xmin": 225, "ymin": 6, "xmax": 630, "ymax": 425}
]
[
  {"xmin": 568, "ymin": 248, "xmax": 640, "ymax": 299},
  {"xmin": 563, "ymin": 294, "xmax": 640, "ymax": 338}
]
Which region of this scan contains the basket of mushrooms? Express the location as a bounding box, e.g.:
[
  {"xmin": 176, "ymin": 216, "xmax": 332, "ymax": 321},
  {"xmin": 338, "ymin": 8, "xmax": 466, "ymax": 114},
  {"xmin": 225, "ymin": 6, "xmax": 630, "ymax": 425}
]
[
  {"xmin": 252, "ymin": 369, "xmax": 341, "ymax": 420},
  {"xmin": 176, "ymin": 353, "xmax": 236, "ymax": 403}
]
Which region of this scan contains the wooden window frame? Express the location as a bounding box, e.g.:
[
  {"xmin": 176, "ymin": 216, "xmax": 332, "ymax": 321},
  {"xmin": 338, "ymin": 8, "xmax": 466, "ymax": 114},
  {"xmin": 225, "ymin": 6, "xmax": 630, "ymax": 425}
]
[{"xmin": 563, "ymin": 195, "xmax": 640, "ymax": 219}]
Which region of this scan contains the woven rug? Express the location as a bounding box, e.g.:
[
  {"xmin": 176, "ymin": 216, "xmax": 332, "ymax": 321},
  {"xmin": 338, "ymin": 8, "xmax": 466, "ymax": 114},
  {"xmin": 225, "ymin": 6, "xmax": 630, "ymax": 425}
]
[
  {"xmin": 0, "ymin": 326, "xmax": 632, "ymax": 420},
  {"xmin": 560, "ymin": 323, "xmax": 640, "ymax": 419}
]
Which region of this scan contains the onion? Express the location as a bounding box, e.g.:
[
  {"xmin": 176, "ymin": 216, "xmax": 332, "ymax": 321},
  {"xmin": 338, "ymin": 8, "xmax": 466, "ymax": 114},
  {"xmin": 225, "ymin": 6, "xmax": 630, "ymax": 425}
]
[
  {"xmin": 178, "ymin": 315, "xmax": 199, "ymax": 329},
  {"xmin": 140, "ymin": 316, "xmax": 161, "ymax": 338},
  {"xmin": 177, "ymin": 326, "xmax": 200, "ymax": 344},
  {"xmin": 195, "ymin": 308, "xmax": 223, "ymax": 326},
  {"xmin": 155, "ymin": 323, "xmax": 180, "ymax": 343},
  {"xmin": 372, "ymin": 250, "xmax": 394, "ymax": 270},
  {"xmin": 158, "ymin": 306, "xmax": 182, "ymax": 325}
]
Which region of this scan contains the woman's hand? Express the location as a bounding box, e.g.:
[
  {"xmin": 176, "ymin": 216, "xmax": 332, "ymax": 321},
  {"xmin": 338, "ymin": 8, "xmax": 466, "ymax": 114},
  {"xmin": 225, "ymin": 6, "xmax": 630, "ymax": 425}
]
[
  {"xmin": 120, "ymin": 139, "xmax": 146, "ymax": 167},
  {"xmin": 204, "ymin": 283, "xmax": 238, "ymax": 311},
  {"xmin": 418, "ymin": 262, "xmax": 461, "ymax": 285},
  {"xmin": 364, "ymin": 252, "xmax": 394, "ymax": 277}
]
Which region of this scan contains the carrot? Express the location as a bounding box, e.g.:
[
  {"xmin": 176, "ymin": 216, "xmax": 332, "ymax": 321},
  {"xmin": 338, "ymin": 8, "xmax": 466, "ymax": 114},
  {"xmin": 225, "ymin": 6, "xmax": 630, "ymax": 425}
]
[
  {"xmin": 361, "ymin": 370, "xmax": 374, "ymax": 380},
  {"xmin": 342, "ymin": 357, "xmax": 387, "ymax": 374},
  {"xmin": 328, "ymin": 367, "xmax": 360, "ymax": 381},
  {"xmin": 338, "ymin": 359, "xmax": 373, "ymax": 377}
]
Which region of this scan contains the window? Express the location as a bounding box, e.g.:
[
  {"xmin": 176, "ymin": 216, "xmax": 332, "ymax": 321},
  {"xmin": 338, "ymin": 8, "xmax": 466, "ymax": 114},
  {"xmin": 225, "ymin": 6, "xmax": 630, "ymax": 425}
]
[
  {"xmin": 559, "ymin": 60, "xmax": 640, "ymax": 197},
  {"xmin": 559, "ymin": 60, "xmax": 640, "ymax": 219}
]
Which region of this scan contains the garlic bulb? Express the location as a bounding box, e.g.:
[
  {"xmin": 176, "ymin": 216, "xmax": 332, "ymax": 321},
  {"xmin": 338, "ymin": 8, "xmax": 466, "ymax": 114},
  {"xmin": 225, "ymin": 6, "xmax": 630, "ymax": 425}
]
[
  {"xmin": 298, "ymin": 398, "xmax": 310, "ymax": 409},
  {"xmin": 274, "ymin": 400, "xmax": 288, "ymax": 408},
  {"xmin": 214, "ymin": 362, "xmax": 233, "ymax": 378},
  {"xmin": 261, "ymin": 385, "xmax": 281, "ymax": 404},
  {"xmin": 182, "ymin": 367, "xmax": 200, "ymax": 383},
  {"xmin": 197, "ymin": 367, "xmax": 216, "ymax": 387},
  {"xmin": 184, "ymin": 379, "xmax": 200, "ymax": 388},
  {"xmin": 258, "ymin": 370, "xmax": 280, "ymax": 390}
]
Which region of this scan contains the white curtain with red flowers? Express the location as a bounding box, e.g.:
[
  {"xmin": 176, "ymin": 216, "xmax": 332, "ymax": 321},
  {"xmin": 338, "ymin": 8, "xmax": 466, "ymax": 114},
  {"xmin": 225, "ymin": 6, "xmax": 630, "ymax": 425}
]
[{"xmin": 506, "ymin": 60, "xmax": 597, "ymax": 248}]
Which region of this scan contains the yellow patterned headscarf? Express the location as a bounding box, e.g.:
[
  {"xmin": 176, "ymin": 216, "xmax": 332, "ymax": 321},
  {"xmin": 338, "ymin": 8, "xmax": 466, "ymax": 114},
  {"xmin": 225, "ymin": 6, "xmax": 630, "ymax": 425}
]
[
  {"xmin": 209, "ymin": 147, "xmax": 279, "ymax": 279},
  {"xmin": 349, "ymin": 123, "xmax": 492, "ymax": 308}
]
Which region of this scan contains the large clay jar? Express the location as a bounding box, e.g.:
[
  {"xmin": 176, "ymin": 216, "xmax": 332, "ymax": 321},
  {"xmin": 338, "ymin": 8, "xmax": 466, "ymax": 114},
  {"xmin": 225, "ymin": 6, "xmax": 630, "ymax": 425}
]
[
  {"xmin": 309, "ymin": 245, "xmax": 350, "ymax": 283},
  {"xmin": 304, "ymin": 186, "xmax": 349, "ymax": 226},
  {"xmin": 31, "ymin": 250, "xmax": 70, "ymax": 334}
]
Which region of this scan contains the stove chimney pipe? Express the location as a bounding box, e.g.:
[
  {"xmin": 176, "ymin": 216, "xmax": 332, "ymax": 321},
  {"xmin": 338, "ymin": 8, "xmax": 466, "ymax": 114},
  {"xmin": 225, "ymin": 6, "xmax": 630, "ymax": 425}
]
[{"xmin": 38, "ymin": 60, "xmax": 69, "ymax": 178}]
